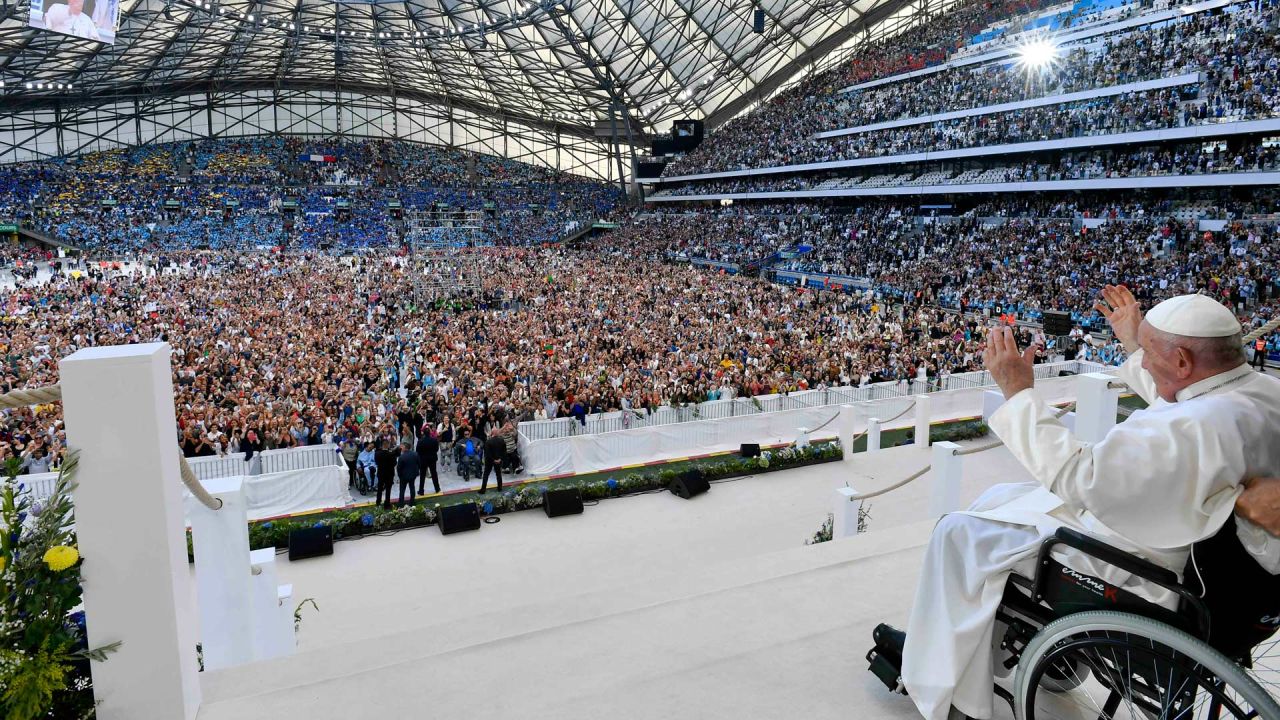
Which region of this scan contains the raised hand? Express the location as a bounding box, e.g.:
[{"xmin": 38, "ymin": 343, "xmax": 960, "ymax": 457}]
[
  {"xmin": 983, "ymin": 326, "xmax": 1038, "ymax": 399},
  {"xmin": 1093, "ymin": 284, "xmax": 1142, "ymax": 354}
]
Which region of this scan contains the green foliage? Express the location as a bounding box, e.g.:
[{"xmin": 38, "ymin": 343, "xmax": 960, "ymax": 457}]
[
  {"xmin": 929, "ymin": 420, "xmax": 990, "ymax": 443},
  {"xmin": 293, "ymin": 599, "xmax": 318, "ymax": 634},
  {"xmin": 806, "ymin": 514, "xmax": 834, "ymax": 545},
  {"xmin": 0, "ymin": 454, "xmax": 119, "ymax": 720}
]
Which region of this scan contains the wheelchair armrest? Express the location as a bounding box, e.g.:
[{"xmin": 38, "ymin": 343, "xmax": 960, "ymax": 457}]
[
  {"xmin": 1033, "ymin": 527, "xmax": 1210, "ymax": 638},
  {"xmin": 1039, "ymin": 528, "xmax": 1179, "ymax": 588}
]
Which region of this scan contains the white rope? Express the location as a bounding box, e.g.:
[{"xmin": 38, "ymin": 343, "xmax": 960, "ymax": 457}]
[
  {"xmin": 844, "ymin": 399, "xmax": 1077, "ymax": 500},
  {"xmin": 1244, "ymin": 313, "xmax": 1280, "ymax": 343},
  {"xmin": 0, "ymin": 383, "xmax": 222, "ymax": 511}
]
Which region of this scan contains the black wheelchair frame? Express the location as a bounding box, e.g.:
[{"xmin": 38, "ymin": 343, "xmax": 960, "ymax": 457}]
[{"xmin": 991, "ymin": 526, "xmax": 1277, "ymax": 719}]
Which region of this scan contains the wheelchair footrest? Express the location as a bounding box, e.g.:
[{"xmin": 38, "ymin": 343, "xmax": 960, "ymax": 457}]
[{"xmin": 866, "ymin": 647, "xmax": 907, "ymax": 695}]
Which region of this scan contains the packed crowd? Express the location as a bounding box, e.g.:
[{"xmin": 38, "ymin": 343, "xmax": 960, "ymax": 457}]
[
  {"xmin": 0, "ymin": 186, "xmax": 1275, "ymax": 473},
  {"xmin": 666, "ymin": 0, "xmax": 1280, "ymax": 175},
  {"xmin": 0, "ymin": 248, "xmax": 1006, "ymax": 471},
  {"xmin": 614, "ymin": 200, "xmax": 1280, "ymax": 332},
  {"xmin": 651, "ymin": 137, "xmax": 1280, "ymax": 197},
  {"xmin": 0, "ymin": 139, "xmax": 619, "ymax": 254}
]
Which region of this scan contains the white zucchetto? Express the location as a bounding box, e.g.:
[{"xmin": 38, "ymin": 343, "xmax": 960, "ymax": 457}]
[{"xmin": 1144, "ymin": 294, "xmax": 1242, "ymax": 338}]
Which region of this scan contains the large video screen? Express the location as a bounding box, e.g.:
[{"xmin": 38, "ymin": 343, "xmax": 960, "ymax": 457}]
[{"xmin": 28, "ymin": 0, "xmax": 119, "ymax": 44}]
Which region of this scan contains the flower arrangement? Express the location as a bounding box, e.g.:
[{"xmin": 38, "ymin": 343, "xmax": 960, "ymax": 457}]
[{"xmin": 0, "ymin": 454, "xmax": 120, "ymax": 720}]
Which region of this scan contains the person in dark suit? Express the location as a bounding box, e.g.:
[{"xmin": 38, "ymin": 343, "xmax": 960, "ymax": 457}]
[
  {"xmin": 396, "ymin": 442, "xmax": 420, "ymax": 506},
  {"xmin": 374, "ymin": 438, "xmax": 399, "ymax": 509},
  {"xmin": 480, "ymin": 425, "xmax": 506, "ymax": 494},
  {"xmin": 416, "ymin": 426, "xmax": 440, "ymax": 495}
]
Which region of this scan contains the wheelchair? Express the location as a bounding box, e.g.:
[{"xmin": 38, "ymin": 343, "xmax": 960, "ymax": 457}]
[
  {"xmin": 869, "ymin": 516, "xmax": 1280, "ymax": 719},
  {"xmin": 453, "ymin": 443, "xmax": 483, "ymax": 482}
]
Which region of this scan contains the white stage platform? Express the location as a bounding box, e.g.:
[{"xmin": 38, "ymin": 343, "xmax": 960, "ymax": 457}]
[{"xmin": 197, "ymin": 440, "xmax": 1035, "ymax": 720}]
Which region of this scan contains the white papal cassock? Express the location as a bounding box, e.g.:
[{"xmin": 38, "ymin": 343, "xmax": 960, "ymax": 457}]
[{"xmin": 901, "ymin": 350, "xmax": 1280, "ymax": 720}]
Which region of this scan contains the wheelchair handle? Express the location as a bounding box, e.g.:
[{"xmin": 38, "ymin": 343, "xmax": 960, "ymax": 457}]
[{"xmin": 1034, "ymin": 527, "xmax": 1211, "ymax": 639}]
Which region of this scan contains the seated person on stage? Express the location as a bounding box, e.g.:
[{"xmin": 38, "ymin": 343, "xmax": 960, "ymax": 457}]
[
  {"xmin": 453, "ymin": 428, "xmax": 483, "ymax": 481},
  {"xmin": 873, "ymin": 287, "xmax": 1280, "ymax": 720}
]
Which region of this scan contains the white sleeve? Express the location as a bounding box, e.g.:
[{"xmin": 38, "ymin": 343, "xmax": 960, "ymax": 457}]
[{"xmin": 988, "ymin": 389, "xmax": 1246, "ymax": 549}]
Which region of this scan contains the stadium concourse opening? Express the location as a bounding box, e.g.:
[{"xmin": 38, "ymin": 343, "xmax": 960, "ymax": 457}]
[{"xmin": 1, "ymin": 0, "xmax": 1279, "ymax": 716}]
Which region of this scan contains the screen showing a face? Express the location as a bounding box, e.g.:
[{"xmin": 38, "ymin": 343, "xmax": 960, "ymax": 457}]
[
  {"xmin": 674, "ymin": 123, "xmax": 695, "ymax": 137},
  {"xmin": 28, "ymin": 0, "xmax": 119, "ymax": 44}
]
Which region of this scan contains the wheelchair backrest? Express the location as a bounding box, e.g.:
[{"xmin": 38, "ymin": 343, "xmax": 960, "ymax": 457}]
[{"xmin": 1183, "ymin": 515, "xmax": 1280, "ymax": 662}]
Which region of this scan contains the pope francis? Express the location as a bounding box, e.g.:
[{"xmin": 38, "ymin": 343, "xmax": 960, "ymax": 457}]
[{"xmin": 889, "ymin": 286, "xmax": 1280, "ymax": 720}]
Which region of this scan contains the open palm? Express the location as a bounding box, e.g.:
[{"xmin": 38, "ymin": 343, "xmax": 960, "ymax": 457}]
[{"xmin": 1093, "ymin": 284, "xmax": 1142, "ymax": 354}]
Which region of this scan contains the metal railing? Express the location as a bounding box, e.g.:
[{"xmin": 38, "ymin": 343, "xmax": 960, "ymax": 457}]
[{"xmin": 519, "ymin": 360, "xmax": 1106, "ymax": 441}]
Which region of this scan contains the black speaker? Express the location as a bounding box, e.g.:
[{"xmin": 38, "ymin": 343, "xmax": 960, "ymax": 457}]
[
  {"xmin": 669, "ymin": 469, "xmax": 710, "ymax": 499},
  {"xmin": 1042, "ymin": 310, "xmax": 1073, "ymax": 336},
  {"xmin": 288, "ymin": 525, "xmax": 333, "ymax": 561},
  {"xmin": 438, "ymin": 502, "xmax": 481, "ymax": 535},
  {"xmin": 1058, "ymin": 370, "xmax": 1077, "ymax": 377},
  {"xmin": 753, "ymin": 8, "xmax": 765, "ymax": 33},
  {"xmin": 543, "ymin": 488, "xmax": 584, "ymax": 518},
  {"xmin": 740, "ymin": 443, "xmax": 761, "ymax": 458}
]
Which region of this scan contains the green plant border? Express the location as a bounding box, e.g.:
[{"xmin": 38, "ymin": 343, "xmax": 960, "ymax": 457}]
[{"xmin": 203, "ymin": 441, "xmax": 842, "ymax": 554}]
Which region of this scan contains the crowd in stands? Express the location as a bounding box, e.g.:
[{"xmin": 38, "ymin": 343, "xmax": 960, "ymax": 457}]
[
  {"xmin": 651, "ymin": 138, "xmax": 1280, "ymax": 197},
  {"xmin": 0, "ymin": 139, "xmax": 620, "ymax": 254},
  {"xmin": 665, "ymin": 0, "xmax": 1280, "ymax": 175},
  {"xmin": 0, "ymin": 248, "xmax": 1005, "ymax": 472},
  {"xmin": 0, "ymin": 186, "xmax": 1274, "ymax": 473},
  {"xmin": 614, "ymin": 198, "xmax": 1280, "ymax": 335}
]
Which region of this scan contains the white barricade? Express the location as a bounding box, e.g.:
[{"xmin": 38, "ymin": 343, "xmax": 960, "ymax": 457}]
[
  {"xmin": 519, "ymin": 360, "xmax": 1105, "ymax": 443},
  {"xmin": 518, "ymin": 370, "xmax": 1094, "ymax": 477},
  {"xmin": 23, "ymin": 445, "xmax": 353, "ymax": 522}
]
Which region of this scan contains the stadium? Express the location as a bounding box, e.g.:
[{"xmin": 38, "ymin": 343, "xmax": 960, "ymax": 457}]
[{"xmin": 0, "ymin": 0, "xmax": 1278, "ymax": 717}]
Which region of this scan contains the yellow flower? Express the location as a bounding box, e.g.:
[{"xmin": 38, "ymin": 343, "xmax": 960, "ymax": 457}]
[
  {"xmin": 43, "ymin": 545, "xmax": 79, "ymax": 572},
  {"xmin": 0, "ymin": 556, "xmax": 6, "ymax": 572}
]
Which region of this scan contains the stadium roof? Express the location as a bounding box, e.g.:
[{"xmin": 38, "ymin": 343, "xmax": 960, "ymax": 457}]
[{"xmin": 0, "ymin": 0, "xmax": 915, "ymax": 137}]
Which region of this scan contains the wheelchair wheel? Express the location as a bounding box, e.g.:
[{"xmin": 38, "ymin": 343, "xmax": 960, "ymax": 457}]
[{"xmin": 1014, "ymin": 611, "xmax": 1280, "ymax": 720}]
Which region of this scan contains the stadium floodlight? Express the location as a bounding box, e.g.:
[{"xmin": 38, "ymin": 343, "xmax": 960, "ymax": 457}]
[{"xmin": 1015, "ymin": 38, "xmax": 1059, "ymax": 71}]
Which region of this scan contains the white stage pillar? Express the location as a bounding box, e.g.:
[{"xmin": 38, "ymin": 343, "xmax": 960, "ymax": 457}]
[
  {"xmin": 929, "ymin": 441, "xmax": 963, "ymax": 517},
  {"xmin": 249, "ymin": 548, "xmax": 295, "ymax": 662},
  {"xmin": 837, "ymin": 404, "xmax": 857, "ymax": 461},
  {"xmin": 188, "ymin": 476, "xmax": 254, "ymax": 671},
  {"xmin": 1074, "ymin": 372, "xmax": 1119, "ymax": 443},
  {"xmin": 867, "ymin": 418, "xmax": 882, "ymax": 455},
  {"xmin": 60, "ymin": 343, "xmax": 201, "ymax": 720},
  {"xmin": 982, "ymin": 389, "xmax": 1005, "ymax": 423},
  {"xmin": 914, "ymin": 394, "xmax": 931, "ymax": 447},
  {"xmin": 833, "ymin": 486, "xmax": 861, "ymax": 538}
]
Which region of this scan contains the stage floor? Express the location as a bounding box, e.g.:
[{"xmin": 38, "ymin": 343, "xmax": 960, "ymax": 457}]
[{"xmin": 198, "ymin": 440, "xmax": 1034, "ymax": 720}]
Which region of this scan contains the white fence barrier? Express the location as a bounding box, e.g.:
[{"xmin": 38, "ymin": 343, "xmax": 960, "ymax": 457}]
[
  {"xmin": 23, "ymin": 444, "xmax": 352, "ymax": 522},
  {"xmin": 518, "ymin": 364, "xmax": 1103, "ymax": 477},
  {"xmin": 519, "ymin": 361, "xmax": 1103, "ymax": 442}
]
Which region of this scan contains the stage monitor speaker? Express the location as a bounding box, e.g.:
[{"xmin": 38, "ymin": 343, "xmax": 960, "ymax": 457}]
[
  {"xmin": 544, "ymin": 488, "xmax": 584, "ymax": 518},
  {"xmin": 1042, "ymin": 310, "xmax": 1073, "ymax": 336},
  {"xmin": 1058, "ymin": 370, "xmax": 1077, "ymax": 377},
  {"xmin": 740, "ymin": 443, "xmax": 761, "ymax": 458},
  {"xmin": 753, "ymin": 8, "xmax": 765, "ymax": 33},
  {"xmin": 669, "ymin": 469, "xmax": 710, "ymax": 499},
  {"xmin": 438, "ymin": 502, "xmax": 481, "ymax": 535},
  {"xmin": 288, "ymin": 525, "xmax": 333, "ymax": 561}
]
